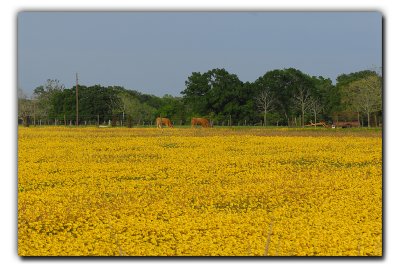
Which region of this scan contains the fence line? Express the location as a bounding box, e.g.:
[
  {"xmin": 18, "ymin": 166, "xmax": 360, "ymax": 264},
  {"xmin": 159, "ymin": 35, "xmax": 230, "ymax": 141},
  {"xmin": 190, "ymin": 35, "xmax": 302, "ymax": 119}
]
[
  {"xmin": 18, "ymin": 114, "xmax": 382, "ymax": 128},
  {"xmin": 18, "ymin": 116, "xmax": 265, "ymax": 127}
]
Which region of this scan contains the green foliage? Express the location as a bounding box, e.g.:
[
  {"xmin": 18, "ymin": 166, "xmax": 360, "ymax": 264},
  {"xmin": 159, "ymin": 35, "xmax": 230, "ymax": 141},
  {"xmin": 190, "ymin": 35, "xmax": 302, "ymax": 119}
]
[
  {"xmin": 181, "ymin": 68, "xmax": 251, "ymax": 124},
  {"xmin": 22, "ymin": 68, "xmax": 382, "ymax": 127},
  {"xmin": 336, "ymin": 71, "xmax": 382, "ymax": 125},
  {"xmin": 336, "ymin": 70, "xmax": 379, "ymax": 111}
]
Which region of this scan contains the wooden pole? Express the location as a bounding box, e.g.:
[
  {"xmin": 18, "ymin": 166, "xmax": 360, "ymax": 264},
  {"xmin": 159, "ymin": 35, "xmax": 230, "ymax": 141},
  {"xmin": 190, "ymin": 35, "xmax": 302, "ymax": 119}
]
[
  {"xmin": 33, "ymin": 100, "xmax": 36, "ymax": 126},
  {"xmin": 76, "ymin": 73, "xmax": 79, "ymax": 126}
]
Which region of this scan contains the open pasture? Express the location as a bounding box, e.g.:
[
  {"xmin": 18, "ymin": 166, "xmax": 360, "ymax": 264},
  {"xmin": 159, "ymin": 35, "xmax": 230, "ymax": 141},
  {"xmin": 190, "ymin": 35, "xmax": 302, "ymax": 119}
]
[{"xmin": 18, "ymin": 127, "xmax": 382, "ymax": 256}]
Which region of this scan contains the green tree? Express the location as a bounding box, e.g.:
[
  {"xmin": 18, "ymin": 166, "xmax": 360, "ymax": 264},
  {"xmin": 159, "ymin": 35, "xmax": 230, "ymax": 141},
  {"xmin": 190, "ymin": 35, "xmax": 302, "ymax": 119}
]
[
  {"xmin": 347, "ymin": 75, "xmax": 382, "ymax": 127},
  {"xmin": 238, "ymin": 82, "xmax": 258, "ymax": 125},
  {"xmin": 181, "ymin": 71, "xmax": 210, "ymax": 116},
  {"xmin": 18, "ymin": 88, "xmax": 34, "ymax": 125},
  {"xmin": 336, "ymin": 70, "xmax": 378, "ymax": 122},
  {"xmin": 204, "ymin": 69, "xmax": 243, "ymax": 122},
  {"xmin": 158, "ymin": 94, "xmax": 186, "ymax": 125},
  {"xmin": 286, "ymin": 69, "xmax": 316, "ymax": 127},
  {"xmin": 181, "ymin": 68, "xmax": 244, "ymax": 123},
  {"xmin": 311, "ymin": 76, "xmax": 336, "ymax": 122},
  {"xmin": 254, "ymin": 68, "xmax": 316, "ymax": 127},
  {"xmin": 33, "ymin": 79, "xmax": 65, "ymax": 121},
  {"xmin": 117, "ymin": 91, "xmax": 157, "ymax": 125}
]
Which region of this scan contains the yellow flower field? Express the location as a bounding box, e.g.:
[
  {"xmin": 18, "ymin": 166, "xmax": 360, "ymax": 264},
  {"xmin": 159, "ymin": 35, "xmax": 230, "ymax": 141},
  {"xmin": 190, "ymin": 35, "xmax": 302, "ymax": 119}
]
[{"xmin": 17, "ymin": 127, "xmax": 382, "ymax": 256}]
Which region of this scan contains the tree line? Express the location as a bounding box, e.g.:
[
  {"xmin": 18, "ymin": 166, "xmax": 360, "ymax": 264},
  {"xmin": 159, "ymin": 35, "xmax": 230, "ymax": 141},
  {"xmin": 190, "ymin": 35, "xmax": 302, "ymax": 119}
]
[{"xmin": 18, "ymin": 67, "xmax": 382, "ymax": 127}]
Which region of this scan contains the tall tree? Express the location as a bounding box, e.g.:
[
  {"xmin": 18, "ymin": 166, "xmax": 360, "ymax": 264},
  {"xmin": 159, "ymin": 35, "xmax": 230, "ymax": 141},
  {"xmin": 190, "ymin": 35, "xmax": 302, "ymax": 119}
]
[
  {"xmin": 309, "ymin": 96, "xmax": 324, "ymax": 127},
  {"xmin": 347, "ymin": 75, "xmax": 382, "ymax": 127},
  {"xmin": 239, "ymin": 82, "xmax": 258, "ymax": 125},
  {"xmin": 181, "ymin": 72, "xmax": 210, "ymax": 116},
  {"xmin": 204, "ymin": 69, "xmax": 243, "ymax": 122},
  {"xmin": 311, "ymin": 76, "xmax": 336, "ymax": 121},
  {"xmin": 255, "ymin": 86, "xmax": 275, "ymax": 126},
  {"xmin": 254, "ymin": 69, "xmax": 292, "ymax": 126},
  {"xmin": 288, "ymin": 69, "xmax": 316, "ymax": 127},
  {"xmin": 33, "ymin": 79, "xmax": 65, "ymax": 121},
  {"xmin": 336, "ymin": 70, "xmax": 379, "ymax": 122},
  {"xmin": 181, "ymin": 68, "xmax": 243, "ymax": 123},
  {"xmin": 293, "ymin": 85, "xmax": 312, "ymax": 127},
  {"xmin": 255, "ymin": 68, "xmax": 315, "ymax": 127},
  {"xmin": 158, "ymin": 94, "xmax": 186, "ymax": 124},
  {"xmin": 18, "ymin": 88, "xmax": 33, "ymax": 124}
]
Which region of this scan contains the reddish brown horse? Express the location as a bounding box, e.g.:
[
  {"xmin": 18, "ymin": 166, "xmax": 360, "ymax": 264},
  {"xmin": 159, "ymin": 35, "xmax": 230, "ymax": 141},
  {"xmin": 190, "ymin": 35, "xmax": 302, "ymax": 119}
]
[
  {"xmin": 156, "ymin": 117, "xmax": 173, "ymax": 128},
  {"xmin": 191, "ymin": 117, "xmax": 211, "ymax": 128}
]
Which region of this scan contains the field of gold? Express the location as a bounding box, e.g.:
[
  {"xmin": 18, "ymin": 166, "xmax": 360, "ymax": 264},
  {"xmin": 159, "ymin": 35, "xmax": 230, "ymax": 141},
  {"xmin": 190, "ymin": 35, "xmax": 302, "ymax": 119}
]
[{"xmin": 18, "ymin": 127, "xmax": 382, "ymax": 256}]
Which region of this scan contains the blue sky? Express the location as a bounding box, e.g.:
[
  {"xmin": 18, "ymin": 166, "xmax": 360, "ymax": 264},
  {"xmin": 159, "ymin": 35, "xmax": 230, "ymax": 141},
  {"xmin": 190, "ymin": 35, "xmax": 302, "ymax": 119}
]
[{"xmin": 18, "ymin": 11, "xmax": 382, "ymax": 97}]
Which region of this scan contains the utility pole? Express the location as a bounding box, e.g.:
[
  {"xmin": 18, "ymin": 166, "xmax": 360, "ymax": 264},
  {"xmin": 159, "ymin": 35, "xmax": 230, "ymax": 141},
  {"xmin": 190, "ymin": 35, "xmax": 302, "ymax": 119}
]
[
  {"xmin": 76, "ymin": 73, "xmax": 79, "ymax": 126},
  {"xmin": 33, "ymin": 98, "xmax": 36, "ymax": 126}
]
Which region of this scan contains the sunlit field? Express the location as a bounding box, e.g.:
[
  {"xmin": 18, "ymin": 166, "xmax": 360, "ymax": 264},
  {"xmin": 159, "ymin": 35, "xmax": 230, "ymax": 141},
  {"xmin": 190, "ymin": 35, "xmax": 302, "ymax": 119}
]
[{"xmin": 17, "ymin": 126, "xmax": 382, "ymax": 256}]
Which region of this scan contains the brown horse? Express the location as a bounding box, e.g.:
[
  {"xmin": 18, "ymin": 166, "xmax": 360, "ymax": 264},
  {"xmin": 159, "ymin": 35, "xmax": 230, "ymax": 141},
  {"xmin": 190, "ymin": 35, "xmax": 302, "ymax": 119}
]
[
  {"xmin": 156, "ymin": 117, "xmax": 173, "ymax": 128},
  {"xmin": 191, "ymin": 117, "xmax": 211, "ymax": 128}
]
